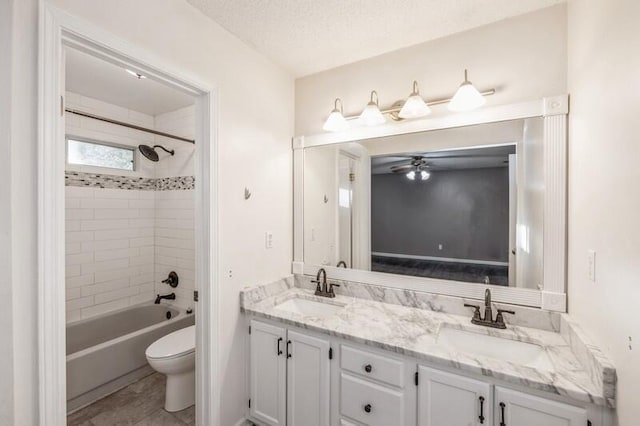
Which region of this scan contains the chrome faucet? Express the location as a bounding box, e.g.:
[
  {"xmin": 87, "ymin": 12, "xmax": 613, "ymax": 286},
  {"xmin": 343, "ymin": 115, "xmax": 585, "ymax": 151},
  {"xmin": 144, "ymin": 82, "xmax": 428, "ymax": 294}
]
[
  {"xmin": 464, "ymin": 289, "xmax": 515, "ymax": 329},
  {"xmin": 311, "ymin": 268, "xmax": 340, "ymax": 298}
]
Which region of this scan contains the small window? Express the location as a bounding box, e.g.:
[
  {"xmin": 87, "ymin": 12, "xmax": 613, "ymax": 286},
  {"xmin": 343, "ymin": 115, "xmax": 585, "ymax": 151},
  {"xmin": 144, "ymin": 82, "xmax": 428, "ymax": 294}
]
[{"xmin": 67, "ymin": 138, "xmax": 135, "ymax": 171}]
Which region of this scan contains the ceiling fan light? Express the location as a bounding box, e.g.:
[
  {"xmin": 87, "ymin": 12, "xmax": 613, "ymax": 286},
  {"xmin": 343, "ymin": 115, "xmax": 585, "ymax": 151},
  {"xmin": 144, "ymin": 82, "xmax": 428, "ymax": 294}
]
[
  {"xmin": 420, "ymin": 170, "xmax": 430, "ymax": 180},
  {"xmin": 406, "ymin": 170, "xmax": 416, "ymax": 180},
  {"xmin": 323, "ymin": 98, "xmax": 348, "ymax": 132},
  {"xmin": 448, "ymin": 69, "xmax": 486, "ymax": 112},
  {"xmin": 399, "ymin": 81, "xmax": 431, "ymax": 119},
  {"xmin": 359, "ymin": 90, "xmax": 386, "ymax": 126}
]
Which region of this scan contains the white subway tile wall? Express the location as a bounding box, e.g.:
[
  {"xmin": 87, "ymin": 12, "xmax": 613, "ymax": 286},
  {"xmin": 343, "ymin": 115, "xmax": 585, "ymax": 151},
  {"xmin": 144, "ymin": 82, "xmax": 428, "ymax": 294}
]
[
  {"xmin": 65, "ymin": 186, "xmax": 157, "ymax": 322},
  {"xmin": 65, "ymin": 93, "xmax": 196, "ymax": 322}
]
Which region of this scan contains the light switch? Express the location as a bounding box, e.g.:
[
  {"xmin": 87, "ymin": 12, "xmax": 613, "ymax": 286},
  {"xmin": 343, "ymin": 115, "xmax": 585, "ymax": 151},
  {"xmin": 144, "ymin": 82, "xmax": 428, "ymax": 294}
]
[
  {"xmin": 438, "ymin": 244, "xmax": 443, "ymax": 251},
  {"xmin": 587, "ymin": 250, "xmax": 596, "ymax": 282}
]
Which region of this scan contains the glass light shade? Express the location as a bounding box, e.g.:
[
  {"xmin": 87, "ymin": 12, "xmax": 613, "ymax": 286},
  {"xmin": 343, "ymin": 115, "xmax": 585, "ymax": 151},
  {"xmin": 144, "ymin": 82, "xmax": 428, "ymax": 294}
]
[
  {"xmin": 323, "ymin": 109, "xmax": 348, "ymax": 132},
  {"xmin": 420, "ymin": 170, "xmax": 430, "ymax": 180},
  {"xmin": 359, "ymin": 102, "xmax": 386, "ymax": 126},
  {"xmin": 399, "ymin": 94, "xmax": 431, "ymax": 119},
  {"xmin": 406, "ymin": 170, "xmax": 416, "ymax": 180},
  {"xmin": 448, "ymin": 82, "xmax": 486, "ymax": 112}
]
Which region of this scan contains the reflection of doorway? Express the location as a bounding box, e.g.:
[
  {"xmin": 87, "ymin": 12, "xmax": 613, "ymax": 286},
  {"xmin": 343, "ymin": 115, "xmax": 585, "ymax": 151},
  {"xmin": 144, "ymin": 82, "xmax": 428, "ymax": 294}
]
[
  {"xmin": 337, "ymin": 153, "xmax": 355, "ymax": 267},
  {"xmin": 508, "ymin": 153, "xmax": 517, "ymax": 285}
]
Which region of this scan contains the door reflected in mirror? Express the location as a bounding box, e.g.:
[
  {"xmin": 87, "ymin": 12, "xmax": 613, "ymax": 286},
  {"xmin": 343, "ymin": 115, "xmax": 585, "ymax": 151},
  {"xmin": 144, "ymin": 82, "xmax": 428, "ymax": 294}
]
[{"xmin": 303, "ymin": 118, "xmax": 544, "ymax": 289}]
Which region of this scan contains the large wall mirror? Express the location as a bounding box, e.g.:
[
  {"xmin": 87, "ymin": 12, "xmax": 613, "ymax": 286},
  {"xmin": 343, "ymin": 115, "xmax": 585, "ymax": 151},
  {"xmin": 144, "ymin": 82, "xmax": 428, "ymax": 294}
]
[{"xmin": 294, "ymin": 97, "xmax": 568, "ymax": 310}]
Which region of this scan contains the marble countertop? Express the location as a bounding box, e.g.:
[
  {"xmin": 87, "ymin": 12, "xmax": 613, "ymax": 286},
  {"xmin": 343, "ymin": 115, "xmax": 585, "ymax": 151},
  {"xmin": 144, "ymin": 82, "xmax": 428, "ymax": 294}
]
[{"xmin": 241, "ymin": 285, "xmax": 615, "ymax": 408}]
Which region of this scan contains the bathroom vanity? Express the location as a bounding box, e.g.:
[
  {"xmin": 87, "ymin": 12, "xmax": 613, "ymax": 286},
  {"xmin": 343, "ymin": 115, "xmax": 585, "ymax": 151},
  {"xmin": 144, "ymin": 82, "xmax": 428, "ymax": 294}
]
[
  {"xmin": 241, "ymin": 277, "xmax": 615, "ymax": 426},
  {"xmin": 241, "ymin": 95, "xmax": 615, "ymax": 425}
]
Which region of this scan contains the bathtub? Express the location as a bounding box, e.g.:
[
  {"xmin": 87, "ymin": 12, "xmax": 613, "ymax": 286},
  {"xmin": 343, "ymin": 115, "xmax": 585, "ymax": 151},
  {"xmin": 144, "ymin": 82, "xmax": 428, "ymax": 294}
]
[{"xmin": 66, "ymin": 303, "xmax": 195, "ymax": 412}]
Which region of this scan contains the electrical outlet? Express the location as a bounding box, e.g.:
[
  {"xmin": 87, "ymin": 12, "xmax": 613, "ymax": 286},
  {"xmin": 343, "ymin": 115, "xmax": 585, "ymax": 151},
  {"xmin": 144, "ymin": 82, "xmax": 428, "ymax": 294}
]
[
  {"xmin": 265, "ymin": 232, "xmax": 274, "ymax": 249},
  {"xmin": 587, "ymin": 250, "xmax": 596, "ymax": 282}
]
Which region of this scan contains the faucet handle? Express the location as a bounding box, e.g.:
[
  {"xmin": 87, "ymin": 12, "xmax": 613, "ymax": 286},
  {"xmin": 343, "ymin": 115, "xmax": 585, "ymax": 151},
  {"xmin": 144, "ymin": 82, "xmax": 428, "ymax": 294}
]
[
  {"xmin": 328, "ymin": 282, "xmax": 340, "ymax": 297},
  {"xmin": 464, "ymin": 304, "xmax": 482, "ymax": 320},
  {"xmin": 495, "ymin": 309, "xmax": 515, "ymax": 325}
]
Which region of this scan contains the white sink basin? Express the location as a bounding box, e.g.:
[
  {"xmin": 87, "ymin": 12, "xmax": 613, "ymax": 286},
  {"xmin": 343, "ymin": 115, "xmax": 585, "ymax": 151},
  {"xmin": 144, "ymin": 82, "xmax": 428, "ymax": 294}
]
[
  {"xmin": 274, "ymin": 297, "xmax": 345, "ymax": 318},
  {"xmin": 437, "ymin": 327, "xmax": 554, "ymax": 371}
]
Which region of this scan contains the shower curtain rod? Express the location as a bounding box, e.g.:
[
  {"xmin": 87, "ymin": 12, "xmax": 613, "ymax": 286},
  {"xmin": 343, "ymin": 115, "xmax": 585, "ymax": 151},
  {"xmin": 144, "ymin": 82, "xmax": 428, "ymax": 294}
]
[{"xmin": 65, "ymin": 108, "xmax": 196, "ymax": 144}]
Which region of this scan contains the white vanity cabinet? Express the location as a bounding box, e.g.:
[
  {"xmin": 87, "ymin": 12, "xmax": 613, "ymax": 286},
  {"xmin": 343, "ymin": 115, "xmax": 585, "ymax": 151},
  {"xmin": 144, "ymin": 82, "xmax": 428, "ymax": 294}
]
[
  {"xmin": 417, "ymin": 366, "xmax": 492, "ymax": 426},
  {"xmin": 249, "ymin": 320, "xmax": 331, "ymax": 426},
  {"xmin": 249, "ymin": 320, "xmax": 287, "ymax": 425},
  {"xmin": 248, "ymin": 318, "xmax": 599, "ymax": 426},
  {"xmin": 494, "ymin": 387, "xmax": 587, "ymax": 426}
]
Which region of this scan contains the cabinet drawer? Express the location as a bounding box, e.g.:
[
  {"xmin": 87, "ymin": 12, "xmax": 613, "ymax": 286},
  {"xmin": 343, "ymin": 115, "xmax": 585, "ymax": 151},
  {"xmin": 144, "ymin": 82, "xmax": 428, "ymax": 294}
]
[
  {"xmin": 341, "ymin": 344, "xmax": 404, "ymax": 388},
  {"xmin": 340, "ymin": 373, "xmax": 405, "ymax": 426}
]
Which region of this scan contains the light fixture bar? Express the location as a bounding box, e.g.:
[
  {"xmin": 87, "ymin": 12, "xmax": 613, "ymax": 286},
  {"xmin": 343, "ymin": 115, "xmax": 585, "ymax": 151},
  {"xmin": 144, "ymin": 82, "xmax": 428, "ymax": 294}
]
[{"xmin": 343, "ymin": 88, "xmax": 496, "ymax": 121}]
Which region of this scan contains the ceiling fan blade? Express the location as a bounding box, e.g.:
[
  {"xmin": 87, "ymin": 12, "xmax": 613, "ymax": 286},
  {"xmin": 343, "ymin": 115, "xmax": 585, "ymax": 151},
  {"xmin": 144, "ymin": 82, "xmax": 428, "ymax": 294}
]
[{"xmin": 390, "ymin": 165, "xmax": 414, "ymax": 173}]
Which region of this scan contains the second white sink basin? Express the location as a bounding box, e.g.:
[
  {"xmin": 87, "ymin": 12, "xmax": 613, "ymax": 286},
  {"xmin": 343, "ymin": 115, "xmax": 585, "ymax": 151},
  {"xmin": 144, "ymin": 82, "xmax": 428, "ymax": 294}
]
[
  {"xmin": 437, "ymin": 327, "xmax": 554, "ymax": 371},
  {"xmin": 274, "ymin": 297, "xmax": 345, "ymax": 318}
]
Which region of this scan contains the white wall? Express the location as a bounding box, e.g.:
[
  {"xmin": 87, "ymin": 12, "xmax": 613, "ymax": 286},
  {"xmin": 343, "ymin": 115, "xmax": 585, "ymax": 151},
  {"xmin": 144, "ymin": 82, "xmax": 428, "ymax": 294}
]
[
  {"xmin": 567, "ymin": 1, "xmax": 640, "ymax": 425},
  {"xmin": 295, "ymin": 4, "xmax": 567, "ymax": 136},
  {"xmin": 1, "ymin": 0, "xmax": 39, "ymax": 424},
  {"xmin": 50, "ymin": 1, "xmax": 294, "ymax": 425},
  {"xmin": 0, "ymin": 1, "xmax": 15, "ymax": 423}
]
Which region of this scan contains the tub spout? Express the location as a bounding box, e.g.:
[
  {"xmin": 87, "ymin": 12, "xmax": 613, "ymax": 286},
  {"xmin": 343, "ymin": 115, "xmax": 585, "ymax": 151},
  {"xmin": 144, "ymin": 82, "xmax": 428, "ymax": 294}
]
[{"xmin": 155, "ymin": 293, "xmax": 176, "ymax": 304}]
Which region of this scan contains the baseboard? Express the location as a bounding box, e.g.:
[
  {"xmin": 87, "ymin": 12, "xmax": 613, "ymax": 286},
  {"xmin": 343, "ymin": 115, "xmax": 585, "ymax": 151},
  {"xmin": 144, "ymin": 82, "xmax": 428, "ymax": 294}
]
[
  {"xmin": 67, "ymin": 365, "xmax": 155, "ymax": 414},
  {"xmin": 371, "ymin": 251, "xmax": 509, "ymax": 267}
]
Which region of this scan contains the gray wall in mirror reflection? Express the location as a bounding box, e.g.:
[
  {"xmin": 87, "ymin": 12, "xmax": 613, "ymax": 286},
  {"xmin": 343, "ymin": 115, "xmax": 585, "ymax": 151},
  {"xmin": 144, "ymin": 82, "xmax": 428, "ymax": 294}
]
[{"xmin": 371, "ymin": 167, "xmax": 509, "ymax": 262}]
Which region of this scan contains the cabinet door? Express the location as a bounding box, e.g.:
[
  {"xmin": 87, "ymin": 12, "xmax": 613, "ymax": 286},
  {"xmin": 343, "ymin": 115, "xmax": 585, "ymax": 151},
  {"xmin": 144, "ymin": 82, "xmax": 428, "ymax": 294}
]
[
  {"xmin": 418, "ymin": 366, "xmax": 492, "ymax": 426},
  {"xmin": 494, "ymin": 387, "xmax": 587, "ymax": 426},
  {"xmin": 286, "ymin": 330, "xmax": 331, "ymax": 426},
  {"xmin": 250, "ymin": 320, "xmax": 287, "ymax": 426}
]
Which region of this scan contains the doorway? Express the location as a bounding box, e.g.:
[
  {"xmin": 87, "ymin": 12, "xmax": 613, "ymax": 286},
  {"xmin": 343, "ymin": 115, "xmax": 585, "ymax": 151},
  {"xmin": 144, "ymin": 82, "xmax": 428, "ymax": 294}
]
[{"xmin": 39, "ymin": 5, "xmax": 219, "ymax": 425}]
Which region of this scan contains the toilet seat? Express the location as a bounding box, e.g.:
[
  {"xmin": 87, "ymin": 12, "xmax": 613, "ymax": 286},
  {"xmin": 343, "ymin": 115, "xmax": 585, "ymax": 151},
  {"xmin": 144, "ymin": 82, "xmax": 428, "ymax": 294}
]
[{"xmin": 146, "ymin": 325, "xmax": 195, "ymax": 360}]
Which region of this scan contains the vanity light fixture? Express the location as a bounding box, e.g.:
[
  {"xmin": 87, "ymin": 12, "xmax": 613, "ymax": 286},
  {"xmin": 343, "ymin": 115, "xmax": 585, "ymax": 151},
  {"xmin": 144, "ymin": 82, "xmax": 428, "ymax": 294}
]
[
  {"xmin": 359, "ymin": 90, "xmax": 386, "ymax": 126},
  {"xmin": 398, "ymin": 81, "xmax": 431, "ymax": 119},
  {"xmin": 322, "ymin": 98, "xmax": 349, "ymax": 132},
  {"xmin": 448, "ymin": 69, "xmax": 486, "ymax": 112},
  {"xmin": 126, "ymin": 69, "xmax": 147, "ymax": 79},
  {"xmin": 322, "ymin": 71, "xmax": 495, "ymax": 132}
]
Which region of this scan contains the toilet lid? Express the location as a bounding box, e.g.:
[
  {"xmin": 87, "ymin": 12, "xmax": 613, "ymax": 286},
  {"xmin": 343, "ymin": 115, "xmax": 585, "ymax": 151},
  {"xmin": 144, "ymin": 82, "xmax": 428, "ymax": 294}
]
[{"xmin": 146, "ymin": 325, "xmax": 195, "ymax": 360}]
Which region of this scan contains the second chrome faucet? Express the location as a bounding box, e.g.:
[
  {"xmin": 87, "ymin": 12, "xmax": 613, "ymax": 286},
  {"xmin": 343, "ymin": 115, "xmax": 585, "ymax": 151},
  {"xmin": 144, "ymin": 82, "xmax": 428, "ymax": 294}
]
[{"xmin": 464, "ymin": 289, "xmax": 515, "ymax": 329}]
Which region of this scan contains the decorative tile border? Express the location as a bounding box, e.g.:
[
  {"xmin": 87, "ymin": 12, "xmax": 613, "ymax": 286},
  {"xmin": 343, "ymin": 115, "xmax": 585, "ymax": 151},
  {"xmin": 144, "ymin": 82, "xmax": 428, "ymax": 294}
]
[
  {"xmin": 65, "ymin": 171, "xmax": 195, "ymax": 191},
  {"xmin": 156, "ymin": 175, "xmax": 195, "ymax": 191}
]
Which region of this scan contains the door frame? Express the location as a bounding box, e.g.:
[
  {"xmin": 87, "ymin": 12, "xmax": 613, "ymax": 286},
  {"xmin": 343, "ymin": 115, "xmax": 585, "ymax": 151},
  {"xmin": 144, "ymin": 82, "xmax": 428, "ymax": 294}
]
[{"xmin": 38, "ymin": 3, "xmax": 220, "ymax": 424}]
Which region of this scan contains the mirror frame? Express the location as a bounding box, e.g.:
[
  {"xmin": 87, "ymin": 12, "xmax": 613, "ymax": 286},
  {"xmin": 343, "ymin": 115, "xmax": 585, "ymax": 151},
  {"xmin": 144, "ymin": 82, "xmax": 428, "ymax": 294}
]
[{"xmin": 293, "ymin": 95, "xmax": 568, "ymax": 311}]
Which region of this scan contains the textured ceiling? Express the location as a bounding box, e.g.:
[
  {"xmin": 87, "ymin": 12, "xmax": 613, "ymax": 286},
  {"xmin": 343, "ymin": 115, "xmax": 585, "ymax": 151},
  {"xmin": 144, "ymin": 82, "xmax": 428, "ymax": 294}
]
[
  {"xmin": 186, "ymin": 0, "xmax": 564, "ymax": 77},
  {"xmin": 66, "ymin": 48, "xmax": 195, "ymax": 116}
]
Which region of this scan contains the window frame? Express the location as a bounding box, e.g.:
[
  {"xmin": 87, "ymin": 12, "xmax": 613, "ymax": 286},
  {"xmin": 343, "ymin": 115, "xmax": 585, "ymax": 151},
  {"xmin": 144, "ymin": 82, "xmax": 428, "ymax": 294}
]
[{"xmin": 65, "ymin": 135, "xmax": 137, "ymax": 172}]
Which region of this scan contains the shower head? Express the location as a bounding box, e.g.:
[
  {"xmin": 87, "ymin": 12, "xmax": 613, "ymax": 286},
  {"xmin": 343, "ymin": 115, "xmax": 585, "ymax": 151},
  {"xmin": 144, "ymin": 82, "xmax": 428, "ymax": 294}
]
[{"xmin": 138, "ymin": 144, "xmax": 175, "ymax": 162}]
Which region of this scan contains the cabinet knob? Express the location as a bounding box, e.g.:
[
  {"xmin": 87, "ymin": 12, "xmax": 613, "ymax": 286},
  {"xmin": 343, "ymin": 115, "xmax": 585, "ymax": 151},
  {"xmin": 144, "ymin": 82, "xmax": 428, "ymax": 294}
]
[
  {"xmin": 364, "ymin": 404, "xmax": 372, "ymax": 413},
  {"xmin": 364, "ymin": 364, "xmax": 372, "ymax": 373}
]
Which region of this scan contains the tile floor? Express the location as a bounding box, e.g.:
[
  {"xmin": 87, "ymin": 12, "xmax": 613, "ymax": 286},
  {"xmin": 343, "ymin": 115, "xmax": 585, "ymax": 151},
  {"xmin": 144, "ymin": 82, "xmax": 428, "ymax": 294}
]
[{"xmin": 67, "ymin": 373, "xmax": 195, "ymax": 426}]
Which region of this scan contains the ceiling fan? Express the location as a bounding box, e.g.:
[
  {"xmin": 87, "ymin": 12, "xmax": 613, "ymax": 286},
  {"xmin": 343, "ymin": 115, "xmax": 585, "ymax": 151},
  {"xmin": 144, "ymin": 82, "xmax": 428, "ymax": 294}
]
[{"xmin": 390, "ymin": 156, "xmax": 431, "ymax": 181}]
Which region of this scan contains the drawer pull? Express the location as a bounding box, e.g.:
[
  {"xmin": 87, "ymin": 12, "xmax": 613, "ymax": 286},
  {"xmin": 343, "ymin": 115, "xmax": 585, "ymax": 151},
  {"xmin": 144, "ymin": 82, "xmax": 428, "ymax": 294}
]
[
  {"xmin": 478, "ymin": 396, "xmax": 485, "ymax": 424},
  {"xmin": 364, "ymin": 364, "xmax": 372, "ymax": 373},
  {"xmin": 364, "ymin": 404, "xmax": 372, "ymax": 414}
]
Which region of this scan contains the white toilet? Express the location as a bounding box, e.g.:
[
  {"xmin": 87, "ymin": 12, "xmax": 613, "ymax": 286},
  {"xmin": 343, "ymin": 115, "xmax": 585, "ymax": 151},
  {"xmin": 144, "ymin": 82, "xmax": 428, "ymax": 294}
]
[{"xmin": 146, "ymin": 325, "xmax": 196, "ymax": 412}]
